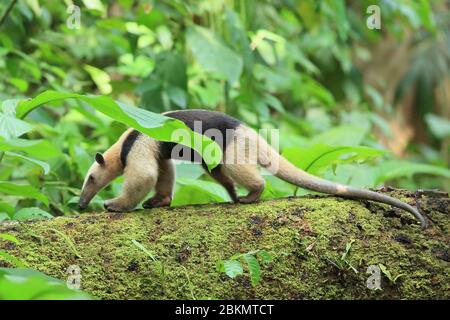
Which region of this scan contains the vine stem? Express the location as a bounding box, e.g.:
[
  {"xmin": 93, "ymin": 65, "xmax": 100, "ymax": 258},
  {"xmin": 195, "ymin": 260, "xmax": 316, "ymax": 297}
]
[{"xmin": 0, "ymin": 0, "xmax": 18, "ymax": 27}]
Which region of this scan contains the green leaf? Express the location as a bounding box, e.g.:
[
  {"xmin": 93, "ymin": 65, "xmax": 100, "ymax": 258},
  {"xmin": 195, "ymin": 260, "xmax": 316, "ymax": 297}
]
[
  {"xmin": 329, "ymin": 0, "xmax": 349, "ymax": 41},
  {"xmin": 172, "ymin": 178, "xmax": 230, "ymax": 206},
  {"xmin": 0, "ymin": 113, "xmax": 33, "ymax": 139},
  {"xmin": 374, "ymin": 161, "xmax": 450, "ymax": 185},
  {"xmin": 16, "ymin": 91, "xmax": 221, "ymax": 170},
  {"xmin": 82, "ymin": 0, "xmax": 105, "ymax": 14},
  {"xmin": 12, "ymin": 207, "xmax": 53, "ymax": 221},
  {"xmin": 0, "ymin": 138, "xmax": 60, "ymax": 160},
  {"xmin": 84, "ymin": 65, "xmax": 112, "ymax": 94},
  {"xmin": 311, "ymin": 125, "xmax": 369, "ymax": 146},
  {"xmin": 425, "ymin": 114, "xmax": 450, "ymax": 139},
  {"xmin": 0, "ymin": 201, "xmax": 14, "ymax": 216},
  {"xmin": 5, "ymin": 152, "xmax": 50, "ymax": 174},
  {"xmin": 118, "ymin": 54, "xmax": 154, "ymax": 77},
  {"xmin": 223, "ymin": 260, "xmax": 243, "ymax": 278},
  {"xmin": 8, "ymin": 78, "xmax": 29, "ymax": 92},
  {"xmin": 257, "ymin": 250, "xmax": 273, "ymax": 263},
  {"xmin": 0, "ymin": 252, "xmax": 28, "ymax": 268},
  {"xmin": 187, "ymin": 26, "xmax": 243, "ymax": 84},
  {"xmin": 341, "ymin": 239, "xmax": 355, "ymax": 261},
  {"xmin": 0, "ymin": 233, "xmax": 19, "ymax": 244},
  {"xmin": 282, "ymin": 144, "xmax": 385, "ymax": 175},
  {"xmin": 0, "ymin": 182, "xmax": 48, "ymax": 206},
  {"xmin": 24, "ymin": 0, "xmax": 41, "ymax": 16},
  {"xmin": 167, "ymin": 86, "xmax": 187, "ymax": 108},
  {"xmin": 0, "ymin": 213, "xmax": 10, "ymax": 222},
  {"xmin": 263, "ymin": 94, "xmax": 284, "ymax": 113},
  {"xmin": 67, "ymin": 196, "xmax": 105, "ymax": 210},
  {"xmin": 261, "ymin": 176, "xmax": 295, "ymax": 200},
  {"xmin": 70, "ymin": 145, "xmax": 93, "ymax": 178},
  {"xmin": 0, "ymin": 268, "xmax": 92, "ymax": 300},
  {"xmin": 242, "ymin": 254, "xmax": 261, "ymax": 286},
  {"xmin": 378, "ymin": 263, "xmax": 399, "ymax": 283},
  {"xmin": 393, "ymin": 273, "xmax": 405, "ymax": 283}
]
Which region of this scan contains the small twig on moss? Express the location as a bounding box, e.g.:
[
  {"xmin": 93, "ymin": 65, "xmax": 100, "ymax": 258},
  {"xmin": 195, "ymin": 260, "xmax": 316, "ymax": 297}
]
[
  {"xmin": 181, "ymin": 265, "xmax": 196, "ymax": 300},
  {"xmin": 49, "ymin": 228, "xmax": 83, "ymax": 259}
]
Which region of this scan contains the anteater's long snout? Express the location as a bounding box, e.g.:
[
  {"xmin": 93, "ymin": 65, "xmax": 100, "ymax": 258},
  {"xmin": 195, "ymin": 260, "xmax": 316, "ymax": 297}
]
[
  {"xmin": 78, "ymin": 189, "xmax": 93, "ymax": 210},
  {"xmin": 78, "ymin": 199, "xmax": 88, "ymax": 210}
]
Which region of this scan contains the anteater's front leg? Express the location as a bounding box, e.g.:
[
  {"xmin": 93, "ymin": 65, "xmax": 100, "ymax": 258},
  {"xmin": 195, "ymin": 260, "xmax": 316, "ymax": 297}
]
[{"xmin": 105, "ymin": 166, "xmax": 157, "ymax": 212}]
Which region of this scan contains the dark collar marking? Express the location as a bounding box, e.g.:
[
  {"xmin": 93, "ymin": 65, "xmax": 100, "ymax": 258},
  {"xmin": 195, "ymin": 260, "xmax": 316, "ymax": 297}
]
[{"xmin": 120, "ymin": 130, "xmax": 141, "ymax": 167}]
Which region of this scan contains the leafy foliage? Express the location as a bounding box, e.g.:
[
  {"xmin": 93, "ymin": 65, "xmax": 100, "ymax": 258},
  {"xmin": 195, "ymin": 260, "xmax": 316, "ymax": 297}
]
[
  {"xmin": 379, "ymin": 264, "xmax": 405, "ymax": 285},
  {"xmin": 217, "ymin": 250, "xmax": 273, "ymax": 286},
  {"xmin": 0, "ymin": 268, "xmax": 92, "ymax": 300},
  {"xmin": 325, "ymin": 239, "xmax": 358, "ymax": 274}
]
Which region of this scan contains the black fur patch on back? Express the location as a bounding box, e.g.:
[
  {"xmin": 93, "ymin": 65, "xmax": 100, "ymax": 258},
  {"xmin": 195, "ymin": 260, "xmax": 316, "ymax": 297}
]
[
  {"xmin": 159, "ymin": 109, "xmax": 241, "ymax": 161},
  {"xmin": 120, "ymin": 130, "xmax": 141, "ymax": 167}
]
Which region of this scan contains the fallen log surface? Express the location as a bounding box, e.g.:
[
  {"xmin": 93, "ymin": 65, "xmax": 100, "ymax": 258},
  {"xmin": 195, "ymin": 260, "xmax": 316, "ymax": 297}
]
[{"xmin": 1, "ymin": 189, "xmax": 449, "ymax": 299}]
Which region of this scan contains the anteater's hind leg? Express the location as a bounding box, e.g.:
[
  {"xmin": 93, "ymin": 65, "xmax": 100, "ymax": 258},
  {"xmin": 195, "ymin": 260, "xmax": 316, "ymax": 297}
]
[
  {"xmin": 206, "ymin": 165, "xmax": 238, "ymax": 203},
  {"xmin": 221, "ymin": 129, "xmax": 265, "ymax": 203},
  {"xmin": 222, "ymin": 164, "xmax": 265, "ymax": 203},
  {"xmin": 143, "ymin": 159, "xmax": 175, "ymax": 208}
]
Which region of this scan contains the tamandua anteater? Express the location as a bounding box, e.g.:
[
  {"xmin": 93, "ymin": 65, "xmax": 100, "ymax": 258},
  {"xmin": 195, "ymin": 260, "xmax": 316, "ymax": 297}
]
[{"xmin": 78, "ymin": 109, "xmax": 428, "ymax": 228}]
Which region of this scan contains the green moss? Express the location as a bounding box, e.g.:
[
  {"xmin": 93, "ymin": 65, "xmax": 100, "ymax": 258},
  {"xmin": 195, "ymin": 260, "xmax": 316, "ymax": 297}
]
[{"xmin": 0, "ymin": 190, "xmax": 449, "ymax": 299}]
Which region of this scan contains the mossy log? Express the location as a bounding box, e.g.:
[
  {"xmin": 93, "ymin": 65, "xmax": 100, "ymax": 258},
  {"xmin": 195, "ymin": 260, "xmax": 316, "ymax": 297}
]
[{"xmin": 1, "ymin": 189, "xmax": 449, "ymax": 299}]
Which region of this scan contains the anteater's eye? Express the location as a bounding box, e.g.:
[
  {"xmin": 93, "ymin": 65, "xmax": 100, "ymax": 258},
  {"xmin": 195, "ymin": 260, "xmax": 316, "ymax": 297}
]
[{"xmin": 88, "ymin": 175, "xmax": 95, "ymax": 182}]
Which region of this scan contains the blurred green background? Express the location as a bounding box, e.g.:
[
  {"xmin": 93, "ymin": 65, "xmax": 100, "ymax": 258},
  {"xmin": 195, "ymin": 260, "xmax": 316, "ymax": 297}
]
[{"xmin": 0, "ymin": 0, "xmax": 450, "ymax": 221}]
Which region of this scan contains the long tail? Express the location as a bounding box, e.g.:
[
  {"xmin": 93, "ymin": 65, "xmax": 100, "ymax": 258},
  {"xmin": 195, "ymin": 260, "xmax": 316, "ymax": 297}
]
[{"xmin": 255, "ymin": 135, "xmax": 428, "ymax": 229}]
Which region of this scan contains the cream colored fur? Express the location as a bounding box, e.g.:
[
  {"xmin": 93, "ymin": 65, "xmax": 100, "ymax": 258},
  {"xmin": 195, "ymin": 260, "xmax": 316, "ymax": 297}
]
[{"xmin": 104, "ymin": 133, "xmax": 159, "ymax": 212}]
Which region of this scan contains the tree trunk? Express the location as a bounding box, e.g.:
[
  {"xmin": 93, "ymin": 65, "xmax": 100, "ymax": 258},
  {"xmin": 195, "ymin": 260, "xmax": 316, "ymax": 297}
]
[{"xmin": 0, "ymin": 189, "xmax": 449, "ymax": 299}]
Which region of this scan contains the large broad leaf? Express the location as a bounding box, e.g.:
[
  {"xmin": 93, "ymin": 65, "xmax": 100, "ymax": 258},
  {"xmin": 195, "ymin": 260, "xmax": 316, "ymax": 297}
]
[
  {"xmin": 0, "ymin": 113, "xmax": 33, "ymax": 139},
  {"xmin": 311, "ymin": 125, "xmax": 369, "ymax": 146},
  {"xmin": 261, "ymin": 176, "xmax": 295, "ymax": 200},
  {"xmin": 374, "ymin": 160, "xmax": 450, "ymax": 185},
  {"xmin": 16, "ymin": 91, "xmax": 221, "ymax": 170},
  {"xmin": 186, "ymin": 26, "xmax": 243, "ymax": 84},
  {"xmin": 0, "ymin": 138, "xmax": 60, "ymax": 160},
  {"xmin": 0, "ymin": 182, "xmax": 48, "ymax": 206},
  {"xmin": 172, "ymin": 178, "xmax": 230, "ymax": 206},
  {"xmin": 4, "ymin": 152, "xmax": 50, "ymax": 174},
  {"xmin": 0, "ymin": 268, "xmax": 92, "ymax": 300},
  {"xmin": 282, "ymin": 144, "xmax": 386, "ymax": 175}
]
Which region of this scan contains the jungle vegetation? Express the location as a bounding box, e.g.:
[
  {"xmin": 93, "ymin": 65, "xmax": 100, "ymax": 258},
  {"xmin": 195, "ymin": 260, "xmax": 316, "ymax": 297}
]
[{"xmin": 0, "ymin": 0, "xmax": 449, "ymax": 299}]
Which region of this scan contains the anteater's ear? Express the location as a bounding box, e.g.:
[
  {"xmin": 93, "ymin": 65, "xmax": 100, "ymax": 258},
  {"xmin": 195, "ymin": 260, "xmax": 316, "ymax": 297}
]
[{"xmin": 95, "ymin": 153, "xmax": 105, "ymax": 166}]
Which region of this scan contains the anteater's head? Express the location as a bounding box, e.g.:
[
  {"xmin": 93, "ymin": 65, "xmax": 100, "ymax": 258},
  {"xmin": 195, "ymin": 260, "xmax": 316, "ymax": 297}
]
[{"xmin": 78, "ymin": 152, "xmax": 121, "ymax": 210}]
